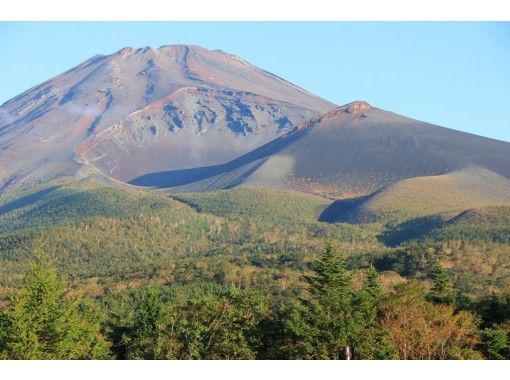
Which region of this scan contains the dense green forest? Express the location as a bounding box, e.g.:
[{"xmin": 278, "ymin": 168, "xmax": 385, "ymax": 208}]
[
  {"xmin": 0, "ymin": 242, "xmax": 508, "ymax": 359},
  {"xmin": 0, "ymin": 184, "xmax": 509, "ymax": 359}
]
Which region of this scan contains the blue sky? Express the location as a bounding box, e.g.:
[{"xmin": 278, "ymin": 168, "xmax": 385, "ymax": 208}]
[{"xmin": 0, "ymin": 22, "xmax": 509, "ymax": 141}]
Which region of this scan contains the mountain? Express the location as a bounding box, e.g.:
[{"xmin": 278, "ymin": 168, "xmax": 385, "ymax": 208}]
[
  {"xmin": 137, "ymin": 101, "xmax": 510, "ymax": 199},
  {"xmin": 0, "ymin": 45, "xmax": 334, "ymax": 194},
  {"xmin": 2, "ymin": 44, "xmax": 510, "ymax": 227}
]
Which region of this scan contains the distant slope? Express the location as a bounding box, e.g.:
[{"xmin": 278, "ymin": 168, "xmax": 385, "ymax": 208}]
[
  {"xmin": 319, "ymin": 168, "xmax": 510, "ymax": 223},
  {"xmin": 0, "ymin": 45, "xmax": 334, "ymax": 194},
  {"xmin": 448, "ymin": 206, "xmax": 510, "ymax": 226},
  {"xmin": 379, "ymin": 205, "xmax": 510, "ymax": 246},
  {"xmin": 172, "ymin": 187, "xmax": 327, "ymax": 224},
  {"xmin": 134, "ymin": 101, "xmax": 510, "ymax": 199},
  {"xmin": 0, "ymin": 183, "xmax": 177, "ymax": 233},
  {"xmin": 430, "ymin": 206, "xmax": 510, "ymax": 243}
]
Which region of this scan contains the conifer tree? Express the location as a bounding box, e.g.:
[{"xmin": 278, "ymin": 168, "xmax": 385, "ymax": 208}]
[
  {"xmin": 306, "ymin": 241, "xmax": 352, "ymax": 305},
  {"xmin": 352, "ymin": 265, "xmax": 395, "ymax": 359},
  {"xmin": 364, "ymin": 265, "xmax": 383, "ymax": 302},
  {"xmin": 428, "ymin": 259, "xmax": 454, "ymax": 304},
  {"xmin": 479, "ymin": 327, "xmax": 509, "ymax": 360},
  {"xmin": 307, "ymin": 242, "xmax": 348, "ymax": 287},
  {"xmin": 356, "ymin": 265, "xmax": 383, "ymax": 323},
  {"xmin": 124, "ymin": 288, "xmax": 176, "ymax": 360},
  {"xmin": 280, "ymin": 242, "xmax": 392, "ymax": 359},
  {"xmin": 0, "ymin": 243, "xmax": 110, "ymax": 359}
]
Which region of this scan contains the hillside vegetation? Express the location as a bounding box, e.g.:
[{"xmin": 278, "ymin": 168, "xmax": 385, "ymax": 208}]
[
  {"xmin": 172, "ymin": 187, "xmax": 326, "ymax": 223},
  {"xmin": 380, "ymin": 206, "xmax": 510, "ymax": 247},
  {"xmin": 0, "ymin": 184, "xmax": 177, "ymax": 233},
  {"xmin": 0, "ymin": 184, "xmax": 381, "ymax": 287},
  {"xmin": 0, "ymin": 183, "xmax": 507, "ymax": 300},
  {"xmin": 0, "ymin": 182, "xmax": 509, "ymax": 359},
  {"xmin": 319, "ymin": 168, "xmax": 510, "ymax": 224},
  {"xmin": 2, "ymin": 241, "xmax": 508, "ymax": 359}
]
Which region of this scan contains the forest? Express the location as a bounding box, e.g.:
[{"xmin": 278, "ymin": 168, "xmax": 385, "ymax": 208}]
[
  {"xmin": 0, "ymin": 185, "xmax": 509, "ymax": 359},
  {"xmin": 0, "ymin": 241, "xmax": 508, "ymax": 359}
]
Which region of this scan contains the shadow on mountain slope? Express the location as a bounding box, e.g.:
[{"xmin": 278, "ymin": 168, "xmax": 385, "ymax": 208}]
[
  {"xmin": 128, "ymin": 125, "xmax": 311, "ymax": 188},
  {"xmin": 0, "ymin": 186, "xmax": 61, "ymax": 216}
]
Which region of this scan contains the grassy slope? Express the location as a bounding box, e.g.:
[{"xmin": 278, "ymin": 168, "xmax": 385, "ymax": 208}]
[
  {"xmin": 320, "ymin": 168, "xmax": 510, "ymax": 224},
  {"xmin": 380, "ymin": 206, "xmax": 510, "ymax": 246},
  {"xmin": 429, "ymin": 206, "xmax": 510, "ymax": 243},
  {"xmin": 0, "ymin": 184, "xmax": 177, "ymax": 233},
  {"xmin": 172, "ymin": 187, "xmax": 326, "ymax": 223}
]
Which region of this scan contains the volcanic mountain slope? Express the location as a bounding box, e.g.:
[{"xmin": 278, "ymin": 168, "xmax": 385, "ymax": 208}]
[
  {"xmin": 0, "ymin": 45, "xmax": 334, "ymax": 195},
  {"xmin": 140, "ymin": 101, "xmax": 510, "ymax": 198}
]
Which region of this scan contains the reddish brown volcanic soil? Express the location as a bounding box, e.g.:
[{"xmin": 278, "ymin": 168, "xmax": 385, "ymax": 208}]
[{"xmin": 0, "ymin": 45, "xmax": 334, "ymax": 193}]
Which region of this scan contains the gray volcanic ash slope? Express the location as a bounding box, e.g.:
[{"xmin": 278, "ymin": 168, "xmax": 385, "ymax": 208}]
[
  {"xmin": 0, "ymin": 45, "xmax": 334, "ymax": 194},
  {"xmin": 146, "ymin": 101, "xmax": 510, "ymax": 199}
]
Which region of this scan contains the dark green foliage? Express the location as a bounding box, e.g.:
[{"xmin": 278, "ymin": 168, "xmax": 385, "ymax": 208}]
[
  {"xmin": 117, "ymin": 285, "xmax": 269, "ymax": 360},
  {"xmin": 275, "ymin": 243, "xmax": 394, "ymax": 359},
  {"xmin": 306, "ymin": 241, "xmax": 352, "ymax": 298},
  {"xmin": 172, "ymin": 288, "xmax": 269, "ymax": 359},
  {"xmin": 0, "ymin": 239, "xmax": 504, "ymax": 360},
  {"xmin": 479, "ymin": 328, "xmax": 509, "ymax": 359},
  {"xmin": 0, "ymin": 185, "xmax": 380, "ymax": 285},
  {"xmin": 0, "ymin": 244, "xmax": 110, "ymax": 359},
  {"xmin": 364, "ymin": 265, "xmax": 383, "ymax": 300},
  {"xmin": 428, "ymin": 260, "xmax": 454, "ymax": 304},
  {"xmin": 351, "ymin": 266, "xmax": 395, "ymax": 359},
  {"xmin": 0, "ymin": 184, "xmax": 509, "ymax": 360},
  {"xmin": 477, "ymin": 296, "xmax": 510, "ymax": 328},
  {"xmin": 369, "ymin": 243, "xmax": 435, "ymax": 277},
  {"xmin": 123, "ymin": 289, "xmax": 168, "ymax": 359}
]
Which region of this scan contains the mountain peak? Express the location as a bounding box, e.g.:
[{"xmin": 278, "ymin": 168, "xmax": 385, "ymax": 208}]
[
  {"xmin": 115, "ymin": 46, "xmax": 135, "ymax": 57},
  {"xmin": 112, "ymin": 44, "xmax": 207, "ymax": 59},
  {"xmin": 314, "ymin": 100, "xmax": 372, "ymax": 124},
  {"xmin": 340, "ymin": 100, "xmax": 372, "ymax": 114},
  {"xmin": 157, "ymin": 44, "xmax": 201, "ymax": 52}
]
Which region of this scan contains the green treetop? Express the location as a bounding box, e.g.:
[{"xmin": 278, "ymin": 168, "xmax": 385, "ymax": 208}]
[
  {"xmin": 0, "ymin": 243, "xmax": 111, "ymax": 359},
  {"xmin": 428, "ymin": 259, "xmax": 454, "ymax": 304}
]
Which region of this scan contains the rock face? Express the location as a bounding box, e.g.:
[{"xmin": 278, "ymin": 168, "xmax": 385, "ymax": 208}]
[
  {"xmin": 142, "ymin": 101, "xmax": 510, "ymax": 199},
  {"xmin": 0, "ymin": 45, "xmax": 334, "ymax": 193}
]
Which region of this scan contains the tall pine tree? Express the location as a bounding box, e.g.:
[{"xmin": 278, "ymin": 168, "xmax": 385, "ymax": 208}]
[
  {"xmin": 0, "ymin": 243, "xmax": 110, "ymax": 359},
  {"xmin": 352, "ymin": 265, "xmax": 395, "ymax": 359},
  {"xmin": 306, "ymin": 241, "xmax": 352, "ymax": 305},
  {"xmin": 279, "ymin": 242, "xmax": 393, "ymax": 359},
  {"xmin": 428, "ymin": 259, "xmax": 454, "ymax": 304}
]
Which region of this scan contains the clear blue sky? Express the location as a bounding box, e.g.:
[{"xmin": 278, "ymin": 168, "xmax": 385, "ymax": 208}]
[{"xmin": 1, "ymin": 22, "xmax": 509, "ymax": 141}]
